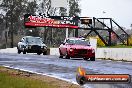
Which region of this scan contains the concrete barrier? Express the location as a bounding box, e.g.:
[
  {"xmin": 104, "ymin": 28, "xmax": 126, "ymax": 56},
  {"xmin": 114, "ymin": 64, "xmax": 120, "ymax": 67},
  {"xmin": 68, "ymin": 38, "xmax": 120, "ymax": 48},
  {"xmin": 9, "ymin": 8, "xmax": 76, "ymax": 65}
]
[
  {"xmin": 50, "ymin": 48, "xmax": 59, "ymax": 55},
  {"xmin": 0, "ymin": 47, "xmax": 132, "ymax": 61},
  {"xmin": 50, "ymin": 48, "xmax": 132, "ymax": 61},
  {"xmin": 96, "ymin": 48, "xmax": 132, "ymax": 61},
  {"xmin": 0, "ymin": 47, "xmax": 17, "ymax": 53}
]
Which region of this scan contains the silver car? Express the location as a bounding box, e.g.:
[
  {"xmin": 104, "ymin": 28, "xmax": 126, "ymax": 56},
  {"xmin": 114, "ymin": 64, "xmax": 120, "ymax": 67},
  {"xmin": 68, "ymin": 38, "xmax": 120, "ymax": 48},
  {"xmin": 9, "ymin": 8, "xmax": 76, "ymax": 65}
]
[{"xmin": 17, "ymin": 36, "xmax": 47, "ymax": 55}]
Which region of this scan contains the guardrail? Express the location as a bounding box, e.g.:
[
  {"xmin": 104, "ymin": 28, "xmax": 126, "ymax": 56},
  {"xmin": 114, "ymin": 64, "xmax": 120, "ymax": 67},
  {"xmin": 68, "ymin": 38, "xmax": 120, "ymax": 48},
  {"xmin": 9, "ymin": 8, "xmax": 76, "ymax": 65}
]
[
  {"xmin": 96, "ymin": 48, "xmax": 132, "ymax": 61},
  {"xmin": 0, "ymin": 47, "xmax": 132, "ymax": 61},
  {"xmin": 50, "ymin": 48, "xmax": 132, "ymax": 62}
]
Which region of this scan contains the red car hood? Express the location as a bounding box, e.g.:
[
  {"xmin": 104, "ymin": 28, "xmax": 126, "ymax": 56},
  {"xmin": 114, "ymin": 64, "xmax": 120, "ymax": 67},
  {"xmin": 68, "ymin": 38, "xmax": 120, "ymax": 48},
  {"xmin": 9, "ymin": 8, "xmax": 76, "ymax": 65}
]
[{"xmin": 66, "ymin": 44, "xmax": 93, "ymax": 49}]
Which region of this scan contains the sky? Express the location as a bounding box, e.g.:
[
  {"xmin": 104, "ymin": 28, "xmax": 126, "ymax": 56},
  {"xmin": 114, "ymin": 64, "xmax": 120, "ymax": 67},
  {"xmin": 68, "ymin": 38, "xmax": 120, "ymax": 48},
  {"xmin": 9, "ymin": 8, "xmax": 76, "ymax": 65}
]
[{"xmin": 80, "ymin": 0, "xmax": 132, "ymax": 29}]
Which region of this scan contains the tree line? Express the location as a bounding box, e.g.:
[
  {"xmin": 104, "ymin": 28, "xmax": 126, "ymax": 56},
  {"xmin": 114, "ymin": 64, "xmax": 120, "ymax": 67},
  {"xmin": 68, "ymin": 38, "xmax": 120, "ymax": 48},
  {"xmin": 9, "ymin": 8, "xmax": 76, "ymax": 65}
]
[
  {"xmin": 0, "ymin": 0, "xmax": 81, "ymax": 48},
  {"xmin": 0, "ymin": 0, "xmax": 132, "ymax": 48}
]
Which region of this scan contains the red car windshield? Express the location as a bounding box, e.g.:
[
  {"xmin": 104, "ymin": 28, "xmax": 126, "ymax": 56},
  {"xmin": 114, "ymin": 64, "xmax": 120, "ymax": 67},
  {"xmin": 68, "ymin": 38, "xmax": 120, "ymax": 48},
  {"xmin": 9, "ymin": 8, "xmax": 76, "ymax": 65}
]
[{"xmin": 66, "ymin": 39, "xmax": 90, "ymax": 46}]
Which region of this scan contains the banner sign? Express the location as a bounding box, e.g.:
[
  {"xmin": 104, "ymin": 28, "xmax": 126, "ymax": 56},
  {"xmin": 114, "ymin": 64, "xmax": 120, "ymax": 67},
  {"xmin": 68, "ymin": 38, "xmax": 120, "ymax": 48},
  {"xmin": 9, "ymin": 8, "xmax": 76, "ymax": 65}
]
[
  {"xmin": 24, "ymin": 14, "xmax": 92, "ymax": 28},
  {"xmin": 24, "ymin": 14, "xmax": 79, "ymax": 28},
  {"xmin": 76, "ymin": 67, "xmax": 131, "ymax": 85}
]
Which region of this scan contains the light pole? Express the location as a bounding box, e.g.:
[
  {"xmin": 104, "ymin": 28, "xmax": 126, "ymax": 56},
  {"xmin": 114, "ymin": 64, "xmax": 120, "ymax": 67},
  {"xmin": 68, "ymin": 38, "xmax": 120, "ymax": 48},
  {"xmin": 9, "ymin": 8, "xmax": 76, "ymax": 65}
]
[{"xmin": 66, "ymin": 0, "xmax": 69, "ymax": 38}]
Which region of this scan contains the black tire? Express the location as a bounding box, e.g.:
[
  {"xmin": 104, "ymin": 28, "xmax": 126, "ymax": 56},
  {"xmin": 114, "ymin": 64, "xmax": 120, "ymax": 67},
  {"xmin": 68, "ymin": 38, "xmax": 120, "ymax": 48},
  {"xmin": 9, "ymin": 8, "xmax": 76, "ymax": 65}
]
[
  {"xmin": 17, "ymin": 49, "xmax": 21, "ymax": 54},
  {"xmin": 65, "ymin": 51, "xmax": 70, "ymax": 59},
  {"xmin": 59, "ymin": 49, "xmax": 63, "ymax": 58},
  {"xmin": 23, "ymin": 51, "xmax": 26, "ymax": 54},
  {"xmin": 43, "ymin": 51, "xmax": 47, "ymax": 55},
  {"xmin": 59, "ymin": 55, "xmax": 63, "ymax": 58},
  {"xmin": 90, "ymin": 57, "xmax": 95, "ymax": 61},
  {"xmin": 37, "ymin": 52, "xmax": 42, "ymax": 55},
  {"xmin": 83, "ymin": 57, "xmax": 89, "ymax": 61}
]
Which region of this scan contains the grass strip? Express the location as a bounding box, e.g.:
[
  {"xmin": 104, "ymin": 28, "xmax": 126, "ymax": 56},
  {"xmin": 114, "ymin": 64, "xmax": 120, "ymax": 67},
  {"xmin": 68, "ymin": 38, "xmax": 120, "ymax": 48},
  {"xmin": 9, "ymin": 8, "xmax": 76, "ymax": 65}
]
[{"xmin": 0, "ymin": 66, "xmax": 80, "ymax": 88}]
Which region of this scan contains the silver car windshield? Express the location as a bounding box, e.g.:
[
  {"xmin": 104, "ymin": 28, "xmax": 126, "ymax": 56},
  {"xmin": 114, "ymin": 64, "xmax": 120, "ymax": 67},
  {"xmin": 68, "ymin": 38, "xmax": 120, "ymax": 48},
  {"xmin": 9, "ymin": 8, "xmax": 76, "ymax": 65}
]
[
  {"xmin": 26, "ymin": 37, "xmax": 43, "ymax": 44},
  {"xmin": 66, "ymin": 39, "xmax": 90, "ymax": 46}
]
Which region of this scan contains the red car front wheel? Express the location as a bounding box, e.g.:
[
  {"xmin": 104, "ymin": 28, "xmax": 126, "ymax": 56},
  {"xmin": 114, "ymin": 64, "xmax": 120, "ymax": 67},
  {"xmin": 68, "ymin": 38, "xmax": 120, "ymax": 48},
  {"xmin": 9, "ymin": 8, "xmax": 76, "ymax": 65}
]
[
  {"xmin": 83, "ymin": 57, "xmax": 89, "ymax": 60},
  {"xmin": 90, "ymin": 57, "xmax": 95, "ymax": 61},
  {"xmin": 65, "ymin": 51, "xmax": 70, "ymax": 59},
  {"xmin": 59, "ymin": 49, "xmax": 63, "ymax": 58}
]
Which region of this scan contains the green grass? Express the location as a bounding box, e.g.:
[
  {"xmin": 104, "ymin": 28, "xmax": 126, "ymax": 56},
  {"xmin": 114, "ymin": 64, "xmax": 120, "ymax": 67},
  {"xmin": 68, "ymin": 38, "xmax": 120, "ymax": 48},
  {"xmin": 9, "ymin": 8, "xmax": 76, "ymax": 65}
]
[{"xmin": 0, "ymin": 72, "xmax": 57, "ymax": 88}]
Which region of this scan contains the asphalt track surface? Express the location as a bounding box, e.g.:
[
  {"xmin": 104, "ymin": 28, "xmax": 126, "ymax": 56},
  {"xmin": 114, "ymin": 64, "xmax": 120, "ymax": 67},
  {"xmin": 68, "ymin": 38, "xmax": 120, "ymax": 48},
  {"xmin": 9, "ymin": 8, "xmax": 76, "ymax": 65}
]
[{"xmin": 0, "ymin": 53, "xmax": 132, "ymax": 88}]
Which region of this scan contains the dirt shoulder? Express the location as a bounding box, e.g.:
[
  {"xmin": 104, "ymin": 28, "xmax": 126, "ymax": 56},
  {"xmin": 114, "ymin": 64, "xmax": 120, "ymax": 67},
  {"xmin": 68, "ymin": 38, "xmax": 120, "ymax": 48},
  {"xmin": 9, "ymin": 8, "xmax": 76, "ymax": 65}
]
[{"xmin": 0, "ymin": 66, "xmax": 81, "ymax": 88}]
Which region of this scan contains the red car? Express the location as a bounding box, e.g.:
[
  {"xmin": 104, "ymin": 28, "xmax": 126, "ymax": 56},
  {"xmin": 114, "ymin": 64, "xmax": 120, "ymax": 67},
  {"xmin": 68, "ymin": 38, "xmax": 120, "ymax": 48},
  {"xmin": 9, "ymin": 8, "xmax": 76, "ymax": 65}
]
[{"xmin": 59, "ymin": 37, "xmax": 95, "ymax": 61}]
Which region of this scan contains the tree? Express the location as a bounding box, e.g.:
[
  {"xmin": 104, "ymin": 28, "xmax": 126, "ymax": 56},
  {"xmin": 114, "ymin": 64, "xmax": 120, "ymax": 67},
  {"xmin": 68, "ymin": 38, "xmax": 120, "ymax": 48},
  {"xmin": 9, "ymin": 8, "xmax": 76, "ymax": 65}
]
[
  {"xmin": 0, "ymin": 0, "xmax": 29, "ymax": 29},
  {"xmin": 0, "ymin": 14, "xmax": 6, "ymax": 39},
  {"xmin": 25, "ymin": 28, "xmax": 40, "ymax": 37},
  {"xmin": 59, "ymin": 0, "xmax": 81, "ymax": 38},
  {"xmin": 69, "ymin": 0, "xmax": 81, "ymax": 16},
  {"xmin": 69, "ymin": 0, "xmax": 81, "ymax": 37},
  {"xmin": 0, "ymin": 0, "xmax": 37, "ymax": 47},
  {"xmin": 0, "ymin": 14, "xmax": 4, "ymax": 24},
  {"xmin": 0, "ymin": 0, "xmax": 37, "ymax": 30},
  {"xmin": 26, "ymin": 1, "xmax": 37, "ymax": 14},
  {"xmin": 37, "ymin": 0, "xmax": 59, "ymax": 45}
]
